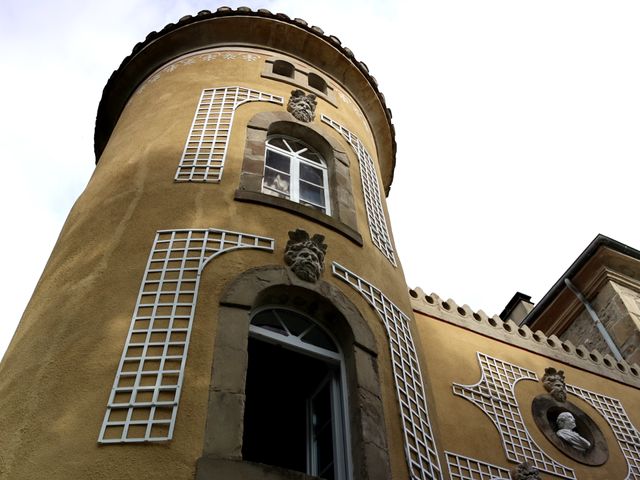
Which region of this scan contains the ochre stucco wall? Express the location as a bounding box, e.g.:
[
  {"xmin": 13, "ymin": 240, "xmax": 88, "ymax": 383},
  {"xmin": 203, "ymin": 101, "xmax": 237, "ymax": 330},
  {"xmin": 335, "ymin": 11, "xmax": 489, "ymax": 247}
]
[
  {"xmin": 415, "ymin": 310, "xmax": 640, "ymax": 479},
  {"xmin": 0, "ymin": 46, "xmax": 412, "ymax": 479}
]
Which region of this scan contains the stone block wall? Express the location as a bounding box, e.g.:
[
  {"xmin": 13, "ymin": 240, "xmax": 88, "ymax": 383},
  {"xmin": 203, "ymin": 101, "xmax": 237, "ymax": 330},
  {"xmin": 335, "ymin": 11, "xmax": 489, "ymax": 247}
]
[{"xmin": 560, "ymin": 281, "xmax": 640, "ymax": 365}]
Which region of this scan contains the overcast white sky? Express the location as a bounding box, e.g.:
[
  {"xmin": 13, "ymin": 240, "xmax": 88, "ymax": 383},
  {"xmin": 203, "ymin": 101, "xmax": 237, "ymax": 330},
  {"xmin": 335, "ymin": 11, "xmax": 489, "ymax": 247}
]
[{"xmin": 1, "ymin": 1, "xmax": 639, "ymax": 359}]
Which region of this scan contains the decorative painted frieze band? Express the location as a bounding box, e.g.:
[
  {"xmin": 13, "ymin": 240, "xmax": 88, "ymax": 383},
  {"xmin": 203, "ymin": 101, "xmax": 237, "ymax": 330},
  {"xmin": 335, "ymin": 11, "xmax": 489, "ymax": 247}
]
[
  {"xmin": 136, "ymin": 50, "xmax": 263, "ymax": 96},
  {"xmin": 453, "ymin": 353, "xmax": 575, "ymax": 479},
  {"xmin": 332, "ymin": 262, "xmax": 441, "ymax": 480},
  {"xmin": 567, "ymin": 384, "xmax": 640, "ymax": 479},
  {"xmin": 322, "ymin": 115, "xmax": 396, "ymax": 266},
  {"xmin": 176, "ymin": 86, "xmax": 283, "ymax": 182},
  {"xmin": 445, "ymin": 451, "xmax": 511, "ymax": 480},
  {"xmin": 99, "ymin": 229, "xmax": 274, "ymax": 443}
]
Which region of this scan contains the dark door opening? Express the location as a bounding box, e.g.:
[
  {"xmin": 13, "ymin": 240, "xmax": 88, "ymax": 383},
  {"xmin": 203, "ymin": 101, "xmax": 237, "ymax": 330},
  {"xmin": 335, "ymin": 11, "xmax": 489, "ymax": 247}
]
[{"xmin": 243, "ymin": 336, "xmax": 333, "ymax": 475}]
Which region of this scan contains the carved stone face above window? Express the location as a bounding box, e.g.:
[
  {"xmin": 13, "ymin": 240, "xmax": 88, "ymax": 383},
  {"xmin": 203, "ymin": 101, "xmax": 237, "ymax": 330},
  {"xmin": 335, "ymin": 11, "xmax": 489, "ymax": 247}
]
[
  {"xmin": 284, "ymin": 229, "xmax": 327, "ymax": 282},
  {"xmin": 542, "ymin": 367, "xmax": 567, "ymax": 403},
  {"xmin": 287, "ymin": 89, "xmax": 317, "ymax": 122}
]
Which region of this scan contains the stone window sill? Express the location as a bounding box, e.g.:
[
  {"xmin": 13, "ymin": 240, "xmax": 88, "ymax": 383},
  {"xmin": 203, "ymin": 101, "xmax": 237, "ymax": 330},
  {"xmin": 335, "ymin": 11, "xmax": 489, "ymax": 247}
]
[
  {"xmin": 196, "ymin": 457, "xmax": 325, "ymax": 480},
  {"xmin": 234, "ymin": 189, "xmax": 362, "ymax": 246}
]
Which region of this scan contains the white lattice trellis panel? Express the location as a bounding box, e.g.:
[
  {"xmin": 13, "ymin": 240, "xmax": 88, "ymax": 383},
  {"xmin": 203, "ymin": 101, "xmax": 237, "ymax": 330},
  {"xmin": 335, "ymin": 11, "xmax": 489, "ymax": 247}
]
[
  {"xmin": 445, "ymin": 452, "xmax": 511, "ymax": 480},
  {"xmin": 453, "ymin": 353, "xmax": 575, "ymax": 479},
  {"xmin": 332, "ymin": 262, "xmax": 441, "ymax": 480},
  {"xmin": 321, "ymin": 115, "xmax": 396, "ymax": 266},
  {"xmin": 567, "ymin": 384, "xmax": 640, "ymax": 479},
  {"xmin": 99, "ymin": 229, "xmax": 274, "ymax": 443},
  {"xmin": 176, "ymin": 86, "xmax": 283, "ymax": 182}
]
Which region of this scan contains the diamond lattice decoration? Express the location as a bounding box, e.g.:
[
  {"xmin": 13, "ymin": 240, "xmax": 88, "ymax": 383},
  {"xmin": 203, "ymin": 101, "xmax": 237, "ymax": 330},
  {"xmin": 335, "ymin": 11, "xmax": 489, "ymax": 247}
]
[
  {"xmin": 453, "ymin": 353, "xmax": 575, "ymax": 479},
  {"xmin": 99, "ymin": 229, "xmax": 274, "ymax": 443},
  {"xmin": 567, "ymin": 384, "xmax": 640, "ymax": 480},
  {"xmin": 332, "ymin": 262, "xmax": 441, "ymax": 479},
  {"xmin": 176, "ymin": 86, "xmax": 283, "ymax": 182},
  {"xmin": 445, "ymin": 451, "xmax": 511, "ymax": 480},
  {"xmin": 322, "ymin": 115, "xmax": 396, "ymax": 266}
]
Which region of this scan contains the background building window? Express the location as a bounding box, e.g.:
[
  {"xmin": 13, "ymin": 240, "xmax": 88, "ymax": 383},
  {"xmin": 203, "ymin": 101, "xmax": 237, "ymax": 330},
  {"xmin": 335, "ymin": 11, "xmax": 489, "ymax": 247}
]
[
  {"xmin": 243, "ymin": 307, "xmax": 349, "ymax": 479},
  {"xmin": 262, "ymin": 135, "xmax": 331, "ymax": 215}
]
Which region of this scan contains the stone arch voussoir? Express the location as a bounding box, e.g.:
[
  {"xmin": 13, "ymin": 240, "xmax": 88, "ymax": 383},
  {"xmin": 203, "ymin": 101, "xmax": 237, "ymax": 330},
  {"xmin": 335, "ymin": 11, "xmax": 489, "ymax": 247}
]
[{"xmin": 197, "ymin": 265, "xmax": 390, "ymax": 480}]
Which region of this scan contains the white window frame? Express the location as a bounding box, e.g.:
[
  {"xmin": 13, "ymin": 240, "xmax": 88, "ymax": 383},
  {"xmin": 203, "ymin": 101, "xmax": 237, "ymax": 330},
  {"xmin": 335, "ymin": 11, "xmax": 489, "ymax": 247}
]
[
  {"xmin": 248, "ymin": 306, "xmax": 351, "ymax": 480},
  {"xmin": 262, "ymin": 135, "xmax": 331, "ymax": 215},
  {"xmin": 322, "ymin": 115, "xmax": 397, "ymax": 266}
]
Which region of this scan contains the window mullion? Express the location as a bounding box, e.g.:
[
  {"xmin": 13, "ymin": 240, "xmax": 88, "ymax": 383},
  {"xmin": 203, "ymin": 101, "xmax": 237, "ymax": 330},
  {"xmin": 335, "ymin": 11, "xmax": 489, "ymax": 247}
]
[
  {"xmin": 291, "ymin": 154, "xmax": 301, "ymax": 202},
  {"xmin": 331, "ymin": 372, "xmax": 347, "ymax": 480},
  {"xmin": 323, "ymin": 167, "xmax": 331, "ymax": 215},
  {"xmin": 250, "ymin": 325, "xmax": 341, "ymax": 362},
  {"xmin": 306, "ymin": 398, "xmax": 315, "ymax": 476}
]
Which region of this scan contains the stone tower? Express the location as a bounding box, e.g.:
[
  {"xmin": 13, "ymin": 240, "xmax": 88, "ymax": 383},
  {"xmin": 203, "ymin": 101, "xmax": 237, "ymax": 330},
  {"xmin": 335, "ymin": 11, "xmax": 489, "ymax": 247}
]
[{"xmin": 0, "ymin": 8, "xmax": 439, "ymax": 480}]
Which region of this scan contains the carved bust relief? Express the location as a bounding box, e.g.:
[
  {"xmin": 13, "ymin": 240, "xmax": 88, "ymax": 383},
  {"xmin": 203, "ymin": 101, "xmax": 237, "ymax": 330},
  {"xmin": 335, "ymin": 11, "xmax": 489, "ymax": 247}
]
[
  {"xmin": 532, "ymin": 368, "xmax": 608, "ymax": 465},
  {"xmin": 287, "ymin": 89, "xmax": 317, "ymax": 122},
  {"xmin": 284, "ymin": 229, "xmax": 327, "ymax": 282},
  {"xmin": 555, "ymin": 412, "xmax": 591, "ymax": 451}
]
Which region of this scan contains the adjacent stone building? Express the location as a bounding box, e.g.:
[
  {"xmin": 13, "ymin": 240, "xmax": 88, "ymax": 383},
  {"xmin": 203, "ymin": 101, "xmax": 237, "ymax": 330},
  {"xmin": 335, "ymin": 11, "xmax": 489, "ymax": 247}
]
[
  {"xmin": 0, "ymin": 8, "xmax": 638, "ymax": 480},
  {"xmin": 521, "ymin": 235, "xmax": 640, "ymax": 367}
]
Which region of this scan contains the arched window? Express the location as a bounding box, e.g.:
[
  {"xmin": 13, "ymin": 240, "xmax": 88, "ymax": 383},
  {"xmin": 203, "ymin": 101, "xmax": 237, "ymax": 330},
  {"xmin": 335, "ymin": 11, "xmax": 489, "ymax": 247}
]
[
  {"xmin": 199, "ymin": 275, "xmax": 391, "ymax": 479},
  {"xmin": 308, "ymin": 72, "xmax": 328, "ymax": 94},
  {"xmin": 262, "ymin": 135, "xmax": 331, "ymax": 215},
  {"xmin": 237, "ymin": 112, "xmax": 362, "ymax": 245},
  {"xmin": 272, "ymin": 59, "xmax": 295, "ymax": 78},
  {"xmin": 243, "ymin": 307, "xmax": 349, "ymax": 480}
]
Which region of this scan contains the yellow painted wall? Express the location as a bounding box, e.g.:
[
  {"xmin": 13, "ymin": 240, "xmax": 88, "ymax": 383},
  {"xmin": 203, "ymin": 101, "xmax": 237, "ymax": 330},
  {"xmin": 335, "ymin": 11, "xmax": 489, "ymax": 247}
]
[
  {"xmin": 4, "ymin": 25, "xmax": 635, "ymax": 480},
  {"xmin": 0, "ymin": 46, "xmax": 411, "ymax": 479},
  {"xmin": 415, "ymin": 310, "xmax": 640, "ymax": 479}
]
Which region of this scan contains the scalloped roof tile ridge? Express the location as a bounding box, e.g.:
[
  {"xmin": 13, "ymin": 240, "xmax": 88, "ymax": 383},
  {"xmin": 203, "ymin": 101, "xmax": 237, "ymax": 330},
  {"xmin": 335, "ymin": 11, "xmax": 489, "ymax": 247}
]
[{"xmin": 408, "ymin": 286, "xmax": 640, "ymax": 386}]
